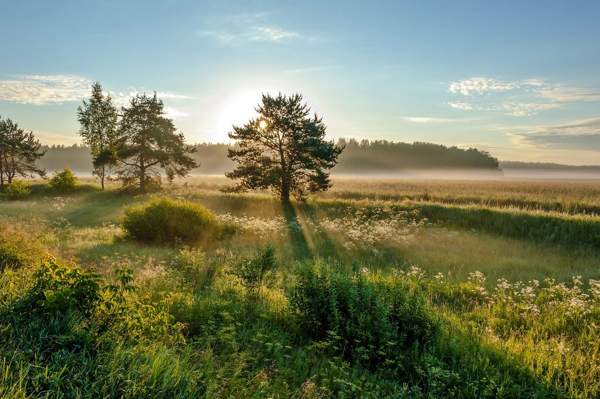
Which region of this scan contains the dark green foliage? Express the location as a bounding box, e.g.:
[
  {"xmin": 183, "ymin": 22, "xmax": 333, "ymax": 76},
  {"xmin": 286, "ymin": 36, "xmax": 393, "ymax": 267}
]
[
  {"xmin": 289, "ymin": 265, "xmax": 438, "ymax": 370},
  {"xmin": 18, "ymin": 259, "xmax": 101, "ymax": 318},
  {"xmin": 231, "ymin": 246, "xmax": 278, "ymax": 295},
  {"xmin": 1, "ymin": 180, "xmax": 30, "ymax": 200},
  {"xmin": 122, "ymin": 198, "xmax": 217, "ymax": 244},
  {"xmin": 335, "ymin": 138, "xmax": 499, "ymax": 172},
  {"xmin": 49, "ymin": 168, "xmax": 78, "ymax": 191},
  {"xmin": 227, "ymin": 93, "xmax": 343, "ymax": 202},
  {"xmin": 0, "ymin": 116, "xmax": 45, "ymax": 191},
  {"xmin": 115, "ymin": 93, "xmax": 197, "ymax": 191}
]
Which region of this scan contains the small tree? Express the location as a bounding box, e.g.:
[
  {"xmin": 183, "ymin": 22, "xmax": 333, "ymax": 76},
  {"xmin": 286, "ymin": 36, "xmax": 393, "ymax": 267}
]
[
  {"xmin": 226, "ymin": 93, "xmax": 343, "ymax": 202},
  {"xmin": 77, "ymin": 82, "xmax": 119, "ymax": 190},
  {"xmin": 0, "ymin": 116, "xmax": 45, "ymax": 191},
  {"xmin": 115, "ymin": 93, "xmax": 197, "ymax": 191}
]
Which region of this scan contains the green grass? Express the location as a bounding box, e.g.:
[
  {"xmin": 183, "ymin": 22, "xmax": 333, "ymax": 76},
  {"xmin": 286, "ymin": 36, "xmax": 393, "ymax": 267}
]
[{"xmin": 0, "ymin": 178, "xmax": 599, "ymax": 397}]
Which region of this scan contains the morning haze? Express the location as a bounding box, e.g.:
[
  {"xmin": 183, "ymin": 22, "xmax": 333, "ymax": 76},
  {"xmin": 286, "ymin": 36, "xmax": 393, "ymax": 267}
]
[{"xmin": 1, "ymin": 1, "xmax": 599, "ymax": 398}]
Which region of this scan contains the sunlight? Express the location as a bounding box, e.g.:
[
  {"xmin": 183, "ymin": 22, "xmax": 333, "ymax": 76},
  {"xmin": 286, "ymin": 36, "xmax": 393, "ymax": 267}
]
[{"xmin": 215, "ymin": 89, "xmax": 265, "ymax": 142}]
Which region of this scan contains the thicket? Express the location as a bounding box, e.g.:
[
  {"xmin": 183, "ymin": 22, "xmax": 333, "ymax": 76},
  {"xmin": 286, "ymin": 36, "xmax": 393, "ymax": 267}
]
[{"xmin": 122, "ymin": 198, "xmax": 218, "ymax": 244}]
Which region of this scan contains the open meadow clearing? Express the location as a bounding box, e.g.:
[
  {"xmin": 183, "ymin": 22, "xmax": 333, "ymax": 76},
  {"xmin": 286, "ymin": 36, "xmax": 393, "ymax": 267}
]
[{"xmin": 1, "ymin": 177, "xmax": 599, "ymax": 397}]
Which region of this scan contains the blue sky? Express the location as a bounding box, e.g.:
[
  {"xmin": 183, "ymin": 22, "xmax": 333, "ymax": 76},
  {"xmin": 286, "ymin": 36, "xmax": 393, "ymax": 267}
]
[{"xmin": 1, "ymin": 0, "xmax": 600, "ymax": 163}]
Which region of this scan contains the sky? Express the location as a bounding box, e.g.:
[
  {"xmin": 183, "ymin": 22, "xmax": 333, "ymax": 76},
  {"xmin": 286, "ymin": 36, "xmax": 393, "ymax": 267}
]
[{"xmin": 1, "ymin": 0, "xmax": 600, "ymax": 164}]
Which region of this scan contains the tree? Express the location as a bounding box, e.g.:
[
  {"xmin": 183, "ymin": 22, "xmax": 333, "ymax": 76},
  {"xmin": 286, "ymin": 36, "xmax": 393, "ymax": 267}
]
[
  {"xmin": 114, "ymin": 93, "xmax": 197, "ymax": 191},
  {"xmin": 77, "ymin": 82, "xmax": 119, "ymax": 190},
  {"xmin": 227, "ymin": 93, "xmax": 343, "ymax": 202},
  {"xmin": 0, "ymin": 116, "xmax": 45, "ymax": 190}
]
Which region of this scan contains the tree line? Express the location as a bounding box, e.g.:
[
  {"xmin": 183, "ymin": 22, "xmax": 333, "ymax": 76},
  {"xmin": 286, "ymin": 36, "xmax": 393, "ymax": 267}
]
[
  {"xmin": 2, "ymin": 82, "xmax": 500, "ymax": 201},
  {"xmin": 36, "ymin": 141, "xmax": 499, "ymax": 176}
]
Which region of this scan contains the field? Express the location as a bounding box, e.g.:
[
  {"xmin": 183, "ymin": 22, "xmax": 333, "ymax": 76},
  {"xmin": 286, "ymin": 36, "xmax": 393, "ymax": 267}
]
[{"xmin": 1, "ymin": 176, "xmax": 599, "ymax": 398}]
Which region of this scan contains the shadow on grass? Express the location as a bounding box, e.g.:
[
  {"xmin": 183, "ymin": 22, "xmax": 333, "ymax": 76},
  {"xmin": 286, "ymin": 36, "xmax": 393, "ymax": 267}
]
[{"xmin": 281, "ymin": 202, "xmax": 313, "ymax": 261}]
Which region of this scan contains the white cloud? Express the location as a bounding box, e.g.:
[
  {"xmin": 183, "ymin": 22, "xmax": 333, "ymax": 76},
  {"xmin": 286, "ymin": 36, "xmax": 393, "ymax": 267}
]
[
  {"xmin": 251, "ymin": 26, "xmax": 298, "ymax": 42},
  {"xmin": 509, "ymin": 118, "xmax": 600, "ymax": 150},
  {"xmin": 0, "ymin": 74, "xmax": 192, "ymax": 109},
  {"xmin": 448, "ymin": 76, "xmax": 600, "ymax": 116},
  {"xmin": 0, "ymin": 74, "xmax": 91, "ymax": 105},
  {"xmin": 164, "ymin": 107, "xmax": 189, "ymax": 119},
  {"xmin": 403, "ymin": 116, "xmax": 458, "ymax": 123},
  {"xmin": 448, "ymin": 101, "xmax": 474, "ymax": 111},
  {"xmin": 449, "ymin": 77, "xmax": 517, "ymax": 96},
  {"xmin": 198, "ymin": 13, "xmax": 303, "ymax": 45},
  {"xmin": 501, "ymin": 102, "xmax": 560, "ymax": 117}
]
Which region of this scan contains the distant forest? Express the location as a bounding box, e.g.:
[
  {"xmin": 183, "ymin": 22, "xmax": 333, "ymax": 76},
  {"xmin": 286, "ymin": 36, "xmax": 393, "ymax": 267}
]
[{"xmin": 37, "ymin": 139, "xmax": 500, "ymax": 175}]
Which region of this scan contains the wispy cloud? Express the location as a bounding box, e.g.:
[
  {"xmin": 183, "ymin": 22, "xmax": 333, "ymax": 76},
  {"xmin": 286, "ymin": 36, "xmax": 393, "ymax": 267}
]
[
  {"xmin": 285, "ymin": 65, "xmax": 338, "ymax": 74},
  {"xmin": 448, "ymin": 77, "xmax": 600, "ymax": 116},
  {"xmin": 198, "ymin": 12, "xmax": 306, "ymax": 45},
  {"xmin": 0, "ymin": 75, "xmax": 91, "ymax": 105},
  {"xmin": 402, "ymin": 116, "xmax": 464, "ymax": 123},
  {"xmin": 0, "ymin": 74, "xmax": 192, "ymax": 107},
  {"xmin": 449, "ymin": 77, "xmax": 518, "ymax": 96},
  {"xmin": 509, "ymin": 118, "xmax": 600, "ymax": 150},
  {"xmin": 164, "ymin": 107, "xmax": 189, "ymax": 119}
]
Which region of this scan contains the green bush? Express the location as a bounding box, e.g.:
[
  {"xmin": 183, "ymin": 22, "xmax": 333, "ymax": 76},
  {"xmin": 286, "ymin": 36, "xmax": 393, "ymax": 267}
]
[
  {"xmin": 122, "ymin": 198, "xmax": 217, "ymax": 244},
  {"xmin": 289, "ymin": 265, "xmax": 438, "ymax": 370},
  {"xmin": 49, "ymin": 168, "xmax": 78, "ymax": 192},
  {"xmin": 2, "ymin": 180, "xmax": 30, "ymax": 200},
  {"xmin": 231, "ymin": 246, "xmax": 277, "ymax": 296},
  {"xmin": 0, "ymin": 228, "xmax": 45, "ymax": 272}
]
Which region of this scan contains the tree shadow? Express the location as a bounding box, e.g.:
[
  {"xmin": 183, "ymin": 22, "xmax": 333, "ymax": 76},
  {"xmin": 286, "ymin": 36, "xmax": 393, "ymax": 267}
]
[{"xmin": 281, "ymin": 202, "xmax": 313, "ymax": 261}]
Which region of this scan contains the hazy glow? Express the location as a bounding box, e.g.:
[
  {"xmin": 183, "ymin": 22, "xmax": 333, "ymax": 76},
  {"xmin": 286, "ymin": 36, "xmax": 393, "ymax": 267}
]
[{"xmin": 214, "ymin": 89, "xmax": 265, "ymax": 142}]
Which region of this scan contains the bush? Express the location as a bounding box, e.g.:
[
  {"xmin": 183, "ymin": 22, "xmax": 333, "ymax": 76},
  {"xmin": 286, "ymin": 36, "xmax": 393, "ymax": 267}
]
[
  {"xmin": 122, "ymin": 198, "xmax": 217, "ymax": 244},
  {"xmin": 2, "ymin": 180, "xmax": 30, "ymax": 200},
  {"xmin": 0, "ymin": 228, "xmax": 46, "ymax": 272},
  {"xmin": 231, "ymin": 246, "xmax": 277, "ymax": 296},
  {"xmin": 289, "ymin": 265, "xmax": 438, "ymax": 370},
  {"xmin": 49, "ymin": 168, "xmax": 78, "ymax": 192}
]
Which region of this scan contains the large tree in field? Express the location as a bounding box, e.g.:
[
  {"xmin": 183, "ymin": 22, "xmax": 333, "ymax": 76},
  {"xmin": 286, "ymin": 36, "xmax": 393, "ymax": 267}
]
[
  {"xmin": 115, "ymin": 93, "xmax": 197, "ymax": 191},
  {"xmin": 227, "ymin": 93, "xmax": 343, "ymax": 202},
  {"xmin": 77, "ymin": 82, "xmax": 119, "ymax": 190},
  {"xmin": 0, "ymin": 116, "xmax": 45, "ymax": 190}
]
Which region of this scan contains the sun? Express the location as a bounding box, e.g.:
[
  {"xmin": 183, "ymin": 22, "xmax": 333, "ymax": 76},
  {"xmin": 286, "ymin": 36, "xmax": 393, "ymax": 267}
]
[{"xmin": 215, "ymin": 90, "xmax": 264, "ymax": 142}]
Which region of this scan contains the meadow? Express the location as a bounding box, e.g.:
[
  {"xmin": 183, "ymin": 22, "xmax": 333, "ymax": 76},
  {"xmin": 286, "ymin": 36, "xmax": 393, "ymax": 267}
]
[{"xmin": 0, "ymin": 176, "xmax": 599, "ymax": 398}]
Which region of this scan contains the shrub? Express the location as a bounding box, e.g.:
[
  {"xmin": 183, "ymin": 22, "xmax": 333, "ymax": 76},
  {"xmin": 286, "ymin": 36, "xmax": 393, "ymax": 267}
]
[
  {"xmin": 2, "ymin": 180, "xmax": 30, "ymax": 200},
  {"xmin": 171, "ymin": 248, "xmax": 218, "ymax": 290},
  {"xmin": 122, "ymin": 198, "xmax": 217, "ymax": 244},
  {"xmin": 0, "ymin": 227, "xmax": 46, "ymax": 272},
  {"xmin": 289, "ymin": 265, "xmax": 438, "ymax": 370},
  {"xmin": 49, "ymin": 168, "xmax": 78, "ymax": 192},
  {"xmin": 19, "ymin": 259, "xmax": 101, "ymax": 318},
  {"xmin": 231, "ymin": 246, "xmax": 277, "ymax": 296}
]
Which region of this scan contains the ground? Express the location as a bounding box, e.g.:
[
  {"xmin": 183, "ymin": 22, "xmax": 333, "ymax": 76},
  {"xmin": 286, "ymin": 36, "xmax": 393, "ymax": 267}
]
[{"xmin": 0, "ymin": 176, "xmax": 598, "ymax": 398}]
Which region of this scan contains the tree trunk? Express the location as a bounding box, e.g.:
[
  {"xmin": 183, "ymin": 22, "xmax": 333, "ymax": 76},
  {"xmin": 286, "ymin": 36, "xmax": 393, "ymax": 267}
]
[
  {"xmin": 281, "ymin": 180, "xmax": 290, "ymax": 203},
  {"xmin": 100, "ymin": 165, "xmax": 105, "ymax": 190}
]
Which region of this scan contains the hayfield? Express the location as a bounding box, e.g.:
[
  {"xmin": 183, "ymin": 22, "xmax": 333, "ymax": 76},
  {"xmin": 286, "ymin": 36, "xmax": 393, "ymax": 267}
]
[{"xmin": 0, "ymin": 176, "xmax": 599, "ymax": 398}]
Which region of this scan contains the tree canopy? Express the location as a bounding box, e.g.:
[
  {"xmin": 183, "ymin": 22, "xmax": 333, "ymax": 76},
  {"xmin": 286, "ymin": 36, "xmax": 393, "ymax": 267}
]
[
  {"xmin": 227, "ymin": 93, "xmax": 343, "ymax": 202},
  {"xmin": 0, "ymin": 116, "xmax": 45, "ymax": 190},
  {"xmin": 77, "ymin": 82, "xmax": 118, "ymax": 190},
  {"xmin": 115, "ymin": 93, "xmax": 197, "ymax": 191}
]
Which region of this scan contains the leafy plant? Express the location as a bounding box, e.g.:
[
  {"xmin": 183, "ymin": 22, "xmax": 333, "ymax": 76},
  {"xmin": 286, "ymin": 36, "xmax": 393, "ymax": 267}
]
[
  {"xmin": 289, "ymin": 265, "xmax": 437, "ymax": 370},
  {"xmin": 122, "ymin": 198, "xmax": 217, "ymax": 244},
  {"xmin": 49, "ymin": 168, "xmax": 78, "ymax": 192},
  {"xmin": 1, "ymin": 180, "xmax": 31, "ymax": 200},
  {"xmin": 231, "ymin": 246, "xmax": 277, "ymax": 296}
]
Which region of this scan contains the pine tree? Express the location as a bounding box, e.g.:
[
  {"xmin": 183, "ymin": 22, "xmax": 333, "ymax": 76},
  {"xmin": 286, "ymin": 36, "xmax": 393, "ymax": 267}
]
[
  {"xmin": 0, "ymin": 116, "xmax": 45, "ymax": 190},
  {"xmin": 115, "ymin": 93, "xmax": 197, "ymax": 191},
  {"xmin": 227, "ymin": 93, "xmax": 343, "ymax": 202}
]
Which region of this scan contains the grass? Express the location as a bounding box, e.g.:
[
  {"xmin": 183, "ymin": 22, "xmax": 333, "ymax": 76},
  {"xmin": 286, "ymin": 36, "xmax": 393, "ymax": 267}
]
[{"xmin": 0, "ymin": 177, "xmax": 599, "ymax": 397}]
